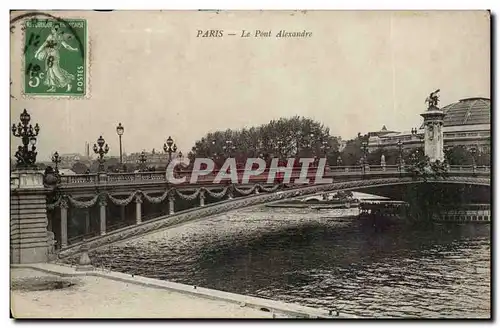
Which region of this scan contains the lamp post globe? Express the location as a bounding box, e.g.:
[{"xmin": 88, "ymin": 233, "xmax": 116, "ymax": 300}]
[
  {"xmin": 471, "ymin": 147, "xmax": 477, "ymax": 164},
  {"xmin": 116, "ymin": 123, "xmax": 124, "ymax": 136},
  {"xmin": 20, "ymin": 109, "xmax": 30, "ymax": 125},
  {"xmin": 97, "ymin": 135, "xmax": 105, "ymax": 148}
]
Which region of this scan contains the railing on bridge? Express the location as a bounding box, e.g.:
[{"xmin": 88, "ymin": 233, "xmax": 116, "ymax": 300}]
[
  {"xmin": 55, "ymin": 164, "xmax": 490, "ymax": 187},
  {"xmin": 449, "ymin": 165, "xmax": 490, "ymax": 172}
]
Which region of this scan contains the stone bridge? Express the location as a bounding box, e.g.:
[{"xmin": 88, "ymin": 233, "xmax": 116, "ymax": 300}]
[{"xmin": 36, "ymin": 165, "xmax": 489, "ymax": 260}]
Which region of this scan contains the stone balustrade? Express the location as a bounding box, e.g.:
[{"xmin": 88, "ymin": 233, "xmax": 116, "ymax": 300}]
[{"xmin": 54, "ymin": 165, "xmax": 489, "ymax": 187}]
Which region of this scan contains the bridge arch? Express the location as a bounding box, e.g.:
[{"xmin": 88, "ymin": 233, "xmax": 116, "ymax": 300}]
[{"xmin": 57, "ymin": 175, "xmax": 489, "ymax": 259}]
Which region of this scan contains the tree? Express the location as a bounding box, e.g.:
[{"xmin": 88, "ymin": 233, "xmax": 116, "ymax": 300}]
[
  {"xmin": 339, "ymin": 134, "xmax": 368, "ymax": 166},
  {"xmin": 89, "ymin": 157, "xmax": 120, "ymax": 173},
  {"xmin": 445, "ymin": 146, "xmax": 473, "ymax": 165},
  {"xmin": 403, "ymin": 146, "xmax": 425, "ymax": 165},
  {"xmin": 366, "ymin": 147, "xmax": 400, "ymax": 165},
  {"xmin": 189, "ymin": 116, "xmax": 341, "ymax": 165},
  {"xmin": 71, "ymin": 162, "xmax": 89, "ymax": 174},
  {"xmin": 476, "ymin": 149, "xmax": 491, "ymax": 166}
]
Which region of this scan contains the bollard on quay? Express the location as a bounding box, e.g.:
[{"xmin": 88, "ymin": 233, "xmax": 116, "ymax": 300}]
[{"xmin": 76, "ymin": 243, "xmax": 94, "ymax": 272}]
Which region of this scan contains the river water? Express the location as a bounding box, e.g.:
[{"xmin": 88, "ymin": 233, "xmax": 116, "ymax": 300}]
[{"xmin": 90, "ymin": 200, "xmax": 491, "ymax": 318}]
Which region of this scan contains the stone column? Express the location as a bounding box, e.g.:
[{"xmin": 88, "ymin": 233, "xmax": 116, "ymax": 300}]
[
  {"xmin": 421, "ymin": 105, "xmax": 446, "ymax": 163},
  {"xmin": 199, "ymin": 190, "xmax": 205, "ymax": 207},
  {"xmin": 47, "ymin": 214, "xmax": 53, "ymax": 233},
  {"xmin": 10, "ymin": 170, "xmax": 50, "ymax": 264},
  {"xmin": 99, "ymin": 195, "xmax": 107, "ymax": 236},
  {"xmin": 135, "ymin": 194, "xmax": 142, "ymax": 224},
  {"xmin": 168, "ymin": 194, "xmax": 175, "ymax": 215},
  {"xmin": 120, "ymin": 205, "xmax": 126, "ymax": 222},
  {"xmin": 60, "ymin": 199, "xmax": 68, "ymax": 247},
  {"xmin": 84, "ymin": 209, "xmax": 90, "ymax": 236}
]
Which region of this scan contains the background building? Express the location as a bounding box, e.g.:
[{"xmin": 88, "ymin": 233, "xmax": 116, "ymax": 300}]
[
  {"xmin": 124, "ymin": 150, "xmax": 183, "ymax": 168},
  {"xmin": 368, "ymin": 97, "xmax": 490, "ymax": 153}
]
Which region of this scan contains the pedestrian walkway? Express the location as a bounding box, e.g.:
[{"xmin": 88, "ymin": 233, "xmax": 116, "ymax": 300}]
[
  {"xmin": 10, "ymin": 267, "xmax": 276, "ymax": 318},
  {"xmin": 10, "ymin": 264, "xmax": 343, "ymax": 319}
]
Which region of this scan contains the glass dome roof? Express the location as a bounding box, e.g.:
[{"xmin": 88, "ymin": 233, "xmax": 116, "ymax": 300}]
[{"xmin": 441, "ymin": 97, "xmax": 490, "ymax": 126}]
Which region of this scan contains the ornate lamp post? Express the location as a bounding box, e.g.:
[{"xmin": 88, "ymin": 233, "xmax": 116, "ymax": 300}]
[
  {"xmin": 223, "ymin": 140, "xmax": 236, "ymax": 158},
  {"xmin": 308, "ymin": 132, "xmax": 316, "ymax": 149},
  {"xmin": 275, "ymin": 140, "xmax": 284, "ymax": 160},
  {"xmin": 411, "ymin": 127, "xmax": 424, "ymax": 140},
  {"xmin": 93, "ymin": 135, "xmax": 109, "ymax": 172},
  {"xmin": 51, "ymin": 151, "xmax": 61, "ymax": 173},
  {"xmin": 163, "ymin": 136, "xmax": 177, "ymax": 163},
  {"xmin": 336, "ymin": 155, "xmax": 342, "ymax": 166},
  {"xmin": 321, "ymin": 140, "xmax": 330, "ymax": 157},
  {"xmin": 210, "ymin": 140, "xmax": 217, "ymax": 160},
  {"xmin": 470, "ymin": 146, "xmax": 477, "ymax": 175},
  {"xmin": 12, "ymin": 109, "xmax": 40, "ymax": 169},
  {"xmin": 116, "ymin": 123, "xmax": 124, "ymax": 168},
  {"xmin": 361, "ymin": 141, "xmax": 368, "ymax": 161},
  {"xmin": 361, "ymin": 141, "xmax": 368, "ymax": 177},
  {"xmin": 138, "ymin": 150, "xmax": 147, "ymax": 171},
  {"xmin": 397, "ymin": 139, "xmax": 404, "ymax": 167}
]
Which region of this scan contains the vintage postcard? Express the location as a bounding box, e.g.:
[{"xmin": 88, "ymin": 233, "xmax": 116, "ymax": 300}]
[{"xmin": 9, "ymin": 10, "xmax": 491, "ymax": 319}]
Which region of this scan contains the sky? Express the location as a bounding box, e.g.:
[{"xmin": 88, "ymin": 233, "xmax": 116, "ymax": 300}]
[{"xmin": 10, "ymin": 10, "xmax": 490, "ymax": 161}]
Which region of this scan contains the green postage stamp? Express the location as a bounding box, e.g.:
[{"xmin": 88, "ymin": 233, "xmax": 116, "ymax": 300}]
[{"xmin": 23, "ymin": 18, "xmax": 87, "ymax": 97}]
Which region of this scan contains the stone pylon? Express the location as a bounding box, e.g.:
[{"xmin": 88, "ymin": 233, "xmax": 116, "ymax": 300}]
[
  {"xmin": 420, "ymin": 104, "xmax": 446, "ymax": 162},
  {"xmin": 10, "ymin": 170, "xmax": 51, "ymax": 264}
]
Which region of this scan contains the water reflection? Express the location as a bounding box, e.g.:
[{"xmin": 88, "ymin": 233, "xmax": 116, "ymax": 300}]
[{"xmin": 89, "ymin": 206, "xmax": 490, "ymax": 318}]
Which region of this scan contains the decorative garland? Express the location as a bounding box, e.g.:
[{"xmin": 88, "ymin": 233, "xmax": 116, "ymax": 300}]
[
  {"xmin": 108, "ymin": 191, "xmax": 140, "ymax": 206},
  {"xmin": 175, "ymin": 188, "xmax": 201, "ymax": 201},
  {"xmin": 67, "ymin": 195, "xmax": 99, "ymax": 209},
  {"xmin": 142, "ymin": 188, "xmax": 172, "ymax": 204},
  {"xmin": 202, "ymin": 186, "xmax": 228, "ymax": 199},
  {"xmin": 258, "ymin": 184, "xmax": 281, "ymax": 192},
  {"xmin": 45, "ymin": 183, "xmax": 284, "ymax": 209},
  {"xmin": 233, "ymin": 184, "xmax": 258, "ymax": 195}
]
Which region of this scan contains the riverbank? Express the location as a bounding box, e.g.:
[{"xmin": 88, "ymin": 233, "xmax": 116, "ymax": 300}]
[{"xmin": 10, "ymin": 264, "xmax": 344, "ymax": 319}]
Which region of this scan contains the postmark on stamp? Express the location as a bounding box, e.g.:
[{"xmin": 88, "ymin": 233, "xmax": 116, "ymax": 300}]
[{"xmin": 23, "ymin": 17, "xmax": 87, "ymax": 97}]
